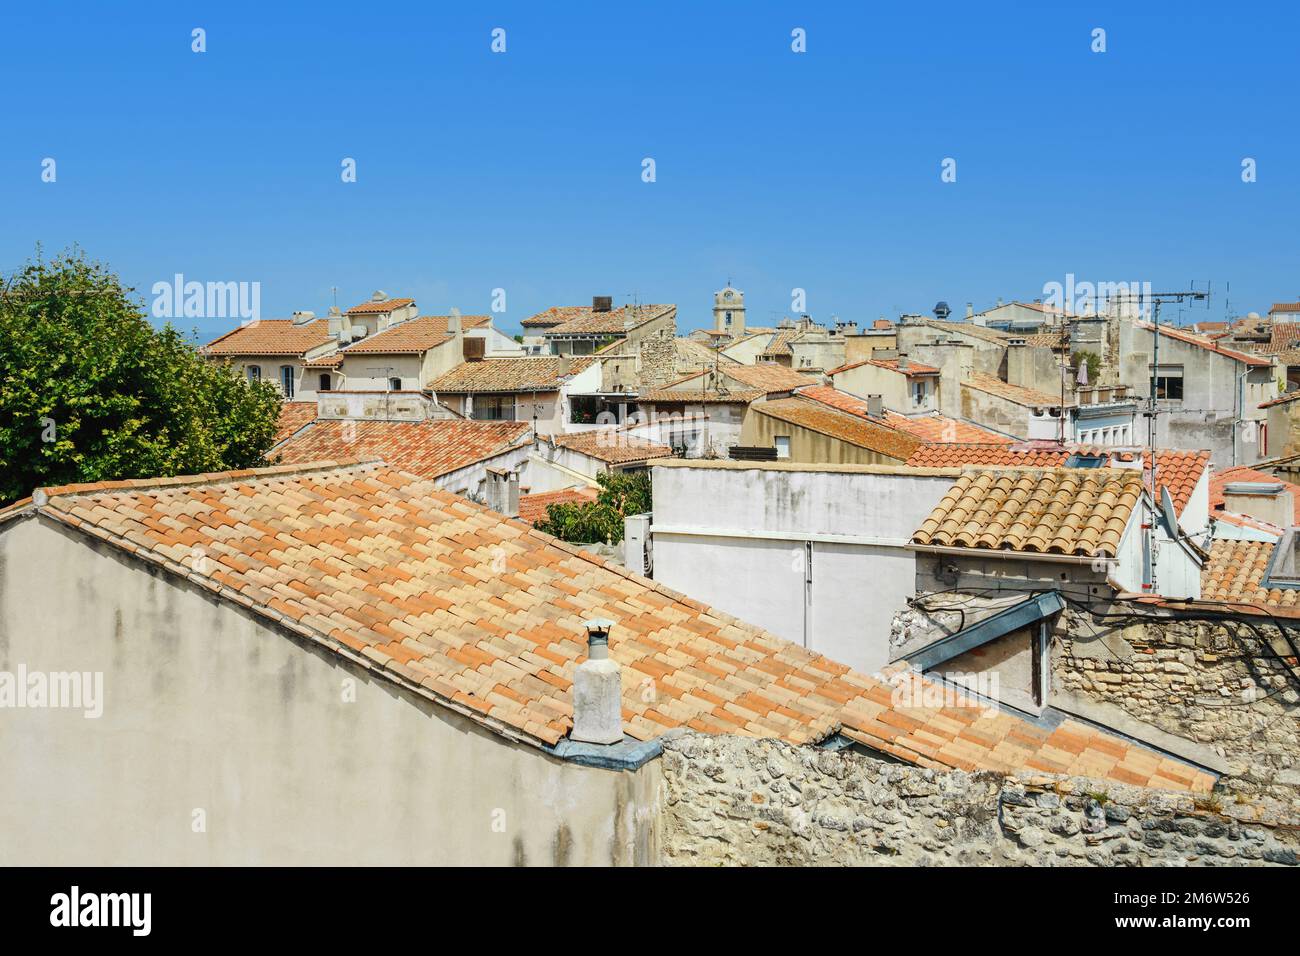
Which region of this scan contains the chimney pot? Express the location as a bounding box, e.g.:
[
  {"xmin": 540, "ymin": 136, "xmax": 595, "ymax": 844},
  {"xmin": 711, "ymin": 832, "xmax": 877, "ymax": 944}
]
[{"xmin": 571, "ymin": 619, "xmax": 622, "ymax": 745}]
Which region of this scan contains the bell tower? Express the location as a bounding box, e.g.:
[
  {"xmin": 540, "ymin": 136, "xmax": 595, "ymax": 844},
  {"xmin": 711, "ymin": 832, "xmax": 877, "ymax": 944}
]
[{"xmin": 713, "ymin": 284, "xmax": 745, "ymax": 335}]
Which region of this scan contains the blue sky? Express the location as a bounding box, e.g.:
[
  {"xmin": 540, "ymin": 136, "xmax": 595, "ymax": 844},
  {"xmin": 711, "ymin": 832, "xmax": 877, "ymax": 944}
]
[{"xmin": 2, "ymin": 1, "xmax": 1297, "ymax": 343}]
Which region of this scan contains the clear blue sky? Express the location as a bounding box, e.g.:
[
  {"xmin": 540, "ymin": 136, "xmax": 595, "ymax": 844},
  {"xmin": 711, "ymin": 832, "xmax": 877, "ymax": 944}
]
[{"xmin": 3, "ymin": 1, "xmax": 1297, "ymax": 343}]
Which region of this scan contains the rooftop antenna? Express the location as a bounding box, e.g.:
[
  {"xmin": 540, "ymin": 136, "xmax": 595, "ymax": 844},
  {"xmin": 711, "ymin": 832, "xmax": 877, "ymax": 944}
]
[
  {"xmin": 1110, "ymin": 287, "xmax": 1209, "ymax": 594},
  {"xmin": 331, "ymin": 286, "xmax": 339, "ymax": 310}
]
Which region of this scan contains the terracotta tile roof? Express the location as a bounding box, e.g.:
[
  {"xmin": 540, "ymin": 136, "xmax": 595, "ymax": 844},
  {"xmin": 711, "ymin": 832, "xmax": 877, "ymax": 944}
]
[
  {"xmin": 517, "ymin": 487, "xmax": 598, "ymax": 525},
  {"xmin": 549, "ymin": 431, "xmax": 673, "ymax": 465},
  {"xmin": 1210, "ymin": 466, "xmax": 1300, "ymax": 526},
  {"xmin": 1270, "ymin": 302, "xmax": 1300, "ymax": 314},
  {"xmin": 430, "ymin": 357, "xmax": 597, "ymax": 393},
  {"xmin": 917, "ymin": 319, "xmax": 1014, "ymax": 345},
  {"xmin": 1024, "ymin": 330, "xmax": 1070, "ymax": 349},
  {"xmin": 341, "ymin": 315, "xmax": 490, "ymax": 355},
  {"xmin": 1136, "ymin": 321, "xmax": 1273, "ymax": 367},
  {"xmin": 1261, "ymin": 390, "xmax": 1300, "ymax": 409},
  {"xmin": 912, "ymin": 467, "xmax": 1143, "ymax": 557},
  {"xmin": 829, "ymin": 357, "xmax": 941, "ymax": 378},
  {"xmin": 202, "ymin": 320, "xmax": 335, "ymax": 357},
  {"xmin": 759, "ymin": 329, "xmax": 798, "ymax": 357},
  {"xmin": 903, "ymin": 444, "xmax": 1208, "ymax": 517},
  {"xmin": 963, "ymin": 371, "xmax": 1067, "ymax": 407},
  {"xmin": 346, "ymin": 297, "xmax": 414, "ymax": 315},
  {"xmin": 716, "ymin": 363, "xmax": 819, "ymax": 393},
  {"xmin": 638, "ymin": 388, "xmax": 763, "ymax": 405},
  {"xmin": 750, "ymin": 398, "xmax": 922, "ymax": 462},
  {"xmin": 793, "ymin": 386, "xmax": 1012, "ymax": 444},
  {"xmin": 1201, "ymin": 539, "xmax": 1299, "ymax": 612},
  {"xmin": 274, "ymin": 402, "xmax": 318, "ymax": 444},
  {"xmin": 17, "ymin": 460, "xmax": 1211, "ymax": 791},
  {"xmin": 1266, "ymin": 323, "xmax": 1300, "ymax": 352},
  {"xmin": 303, "ymin": 353, "xmax": 344, "ymax": 368},
  {"xmin": 539, "ymin": 304, "xmax": 675, "ymax": 336},
  {"xmin": 273, "ymin": 419, "xmax": 532, "ymax": 479}
]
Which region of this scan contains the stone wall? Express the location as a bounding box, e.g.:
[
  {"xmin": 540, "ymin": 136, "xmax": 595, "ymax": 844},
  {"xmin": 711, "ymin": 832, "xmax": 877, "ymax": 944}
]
[
  {"xmin": 1052, "ymin": 608, "xmax": 1300, "ymax": 809},
  {"xmin": 637, "ymin": 335, "xmax": 678, "ymax": 389},
  {"xmin": 658, "ymin": 733, "xmax": 1299, "ymax": 866}
]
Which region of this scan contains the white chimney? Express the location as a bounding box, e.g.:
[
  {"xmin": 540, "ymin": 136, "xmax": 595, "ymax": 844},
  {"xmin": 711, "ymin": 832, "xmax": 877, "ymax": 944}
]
[
  {"xmin": 571, "ymin": 619, "xmax": 623, "ymax": 745},
  {"xmin": 447, "ymin": 308, "xmax": 462, "ymax": 336},
  {"xmin": 965, "ymin": 302, "xmax": 974, "ymax": 319},
  {"xmin": 867, "ymin": 394, "xmax": 884, "ymax": 418},
  {"xmin": 897, "ymin": 353, "xmax": 910, "ymax": 371}
]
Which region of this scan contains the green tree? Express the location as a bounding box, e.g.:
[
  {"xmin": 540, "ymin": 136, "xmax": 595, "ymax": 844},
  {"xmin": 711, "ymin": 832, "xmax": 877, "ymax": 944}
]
[
  {"xmin": 535, "ymin": 470, "xmax": 651, "ymax": 544},
  {"xmin": 0, "ymin": 250, "xmax": 282, "ymax": 505},
  {"xmin": 1072, "ymin": 350, "xmax": 1102, "ymax": 383}
]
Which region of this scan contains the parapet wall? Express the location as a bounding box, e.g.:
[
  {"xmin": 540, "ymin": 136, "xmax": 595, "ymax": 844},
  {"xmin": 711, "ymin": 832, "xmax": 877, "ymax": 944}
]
[{"xmin": 658, "ymin": 733, "xmax": 1299, "ymax": 866}]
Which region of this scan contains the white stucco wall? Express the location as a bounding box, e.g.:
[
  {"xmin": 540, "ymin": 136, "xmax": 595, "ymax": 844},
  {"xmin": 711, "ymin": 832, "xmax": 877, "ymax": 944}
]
[
  {"xmin": 0, "ymin": 516, "xmax": 660, "ymax": 866},
  {"xmin": 649, "ymin": 462, "xmax": 957, "ymax": 673}
]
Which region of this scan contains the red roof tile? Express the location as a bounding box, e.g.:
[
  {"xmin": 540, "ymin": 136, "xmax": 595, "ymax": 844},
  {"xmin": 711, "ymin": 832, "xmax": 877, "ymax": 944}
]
[
  {"xmin": 518, "ymin": 487, "xmax": 598, "ymax": 525},
  {"xmin": 273, "ymin": 419, "xmax": 532, "ymax": 479},
  {"xmin": 202, "ymin": 320, "xmax": 335, "ymax": 357}
]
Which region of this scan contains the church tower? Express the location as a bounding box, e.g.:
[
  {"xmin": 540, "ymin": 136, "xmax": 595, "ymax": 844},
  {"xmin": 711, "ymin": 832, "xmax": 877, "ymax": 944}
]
[{"xmin": 713, "ymin": 284, "xmax": 745, "ymax": 335}]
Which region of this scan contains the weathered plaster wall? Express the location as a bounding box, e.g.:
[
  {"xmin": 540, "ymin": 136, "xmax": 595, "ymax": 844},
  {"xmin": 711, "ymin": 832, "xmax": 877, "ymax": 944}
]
[
  {"xmin": 0, "ymin": 516, "xmax": 659, "ymax": 866},
  {"xmin": 659, "ymin": 733, "xmax": 1298, "ymax": 866}
]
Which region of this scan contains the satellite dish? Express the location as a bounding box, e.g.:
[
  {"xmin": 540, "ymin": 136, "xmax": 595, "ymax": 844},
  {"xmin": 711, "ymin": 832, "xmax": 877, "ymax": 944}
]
[{"xmin": 1160, "ymin": 486, "xmax": 1179, "ymax": 537}]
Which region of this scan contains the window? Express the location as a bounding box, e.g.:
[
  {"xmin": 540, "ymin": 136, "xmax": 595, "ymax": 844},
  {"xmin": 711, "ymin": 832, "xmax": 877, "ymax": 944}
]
[
  {"xmin": 912, "ymin": 380, "xmax": 926, "ymax": 407},
  {"xmin": 388, "ymin": 377, "xmax": 402, "ymax": 391},
  {"xmin": 774, "ymin": 436, "xmax": 790, "ymax": 459},
  {"xmin": 319, "ymin": 374, "xmax": 332, "ymax": 392},
  {"xmin": 246, "ymin": 365, "xmax": 261, "ymax": 382},
  {"xmin": 472, "ymin": 394, "xmax": 514, "ymax": 421},
  {"xmin": 1151, "ymin": 364, "xmax": 1184, "ymax": 401},
  {"xmin": 724, "ymin": 311, "xmax": 733, "ymax": 326},
  {"xmin": 279, "ymin": 365, "xmax": 294, "ymax": 398}
]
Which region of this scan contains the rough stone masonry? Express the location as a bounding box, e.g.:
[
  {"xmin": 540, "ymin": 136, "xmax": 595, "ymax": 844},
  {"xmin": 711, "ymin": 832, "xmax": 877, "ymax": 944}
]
[{"xmin": 658, "ymin": 733, "xmax": 1300, "ymax": 866}]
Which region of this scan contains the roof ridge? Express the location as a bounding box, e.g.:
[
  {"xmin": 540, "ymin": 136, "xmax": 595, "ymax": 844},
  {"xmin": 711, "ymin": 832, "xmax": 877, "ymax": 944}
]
[{"xmin": 36, "ymin": 457, "xmax": 384, "ymax": 500}]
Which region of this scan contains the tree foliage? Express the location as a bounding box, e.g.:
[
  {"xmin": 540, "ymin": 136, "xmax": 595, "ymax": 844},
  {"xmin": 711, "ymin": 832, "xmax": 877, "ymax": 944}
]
[
  {"xmin": 0, "ymin": 250, "xmax": 282, "ymax": 505},
  {"xmin": 1072, "ymin": 350, "xmax": 1102, "ymax": 383},
  {"xmin": 535, "ymin": 470, "xmax": 651, "ymax": 544}
]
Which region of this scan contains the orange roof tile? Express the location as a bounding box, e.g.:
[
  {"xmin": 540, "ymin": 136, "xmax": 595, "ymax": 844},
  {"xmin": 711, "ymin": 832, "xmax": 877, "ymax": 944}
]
[
  {"xmin": 904, "ymin": 445, "xmax": 1208, "ymax": 516},
  {"xmin": 1201, "ymin": 539, "xmax": 1300, "ymax": 612},
  {"xmin": 1210, "ymin": 466, "xmax": 1300, "ymax": 526},
  {"xmin": 273, "ymin": 419, "xmax": 531, "ymax": 479},
  {"xmin": 796, "ymin": 385, "xmax": 1011, "ymax": 444},
  {"xmin": 430, "ymin": 357, "xmax": 598, "ymax": 393},
  {"xmin": 638, "ymin": 388, "xmax": 764, "ymax": 405},
  {"xmin": 273, "ymin": 402, "xmax": 318, "ymax": 444},
  {"xmin": 750, "ymin": 398, "xmax": 922, "ymax": 461},
  {"xmin": 829, "ymin": 357, "xmax": 940, "ymax": 377},
  {"xmin": 549, "ymin": 431, "xmax": 673, "ymax": 465},
  {"xmin": 346, "ymin": 297, "xmax": 415, "ymax": 315},
  {"xmin": 963, "ymin": 371, "xmax": 1067, "ymax": 407},
  {"xmin": 16, "ymin": 460, "xmax": 1212, "ymax": 792},
  {"xmin": 202, "ymin": 320, "xmax": 335, "ymax": 357},
  {"xmin": 518, "ymin": 487, "xmax": 598, "ymax": 525},
  {"xmin": 538, "ymin": 304, "xmax": 675, "ymax": 336},
  {"xmin": 912, "ymin": 467, "xmax": 1143, "ymax": 557},
  {"xmin": 341, "ymin": 315, "xmax": 490, "ymax": 354},
  {"xmin": 1136, "ymin": 321, "xmax": 1273, "ymax": 367}
]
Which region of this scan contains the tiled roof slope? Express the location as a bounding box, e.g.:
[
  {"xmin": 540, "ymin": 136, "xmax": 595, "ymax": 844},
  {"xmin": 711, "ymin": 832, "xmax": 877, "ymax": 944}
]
[
  {"xmin": 549, "ymin": 431, "xmax": 673, "ymax": 464},
  {"xmin": 202, "ymin": 320, "xmax": 335, "ymax": 357},
  {"xmin": 751, "ymin": 398, "xmax": 922, "ymax": 461},
  {"xmin": 347, "ymin": 297, "xmax": 414, "ymax": 314},
  {"xmin": 273, "ymin": 419, "xmax": 531, "ymax": 479},
  {"xmin": 430, "ymin": 357, "xmax": 597, "ymax": 393},
  {"xmin": 639, "ymin": 387, "xmax": 763, "ymax": 404},
  {"xmin": 342, "ymin": 315, "xmax": 491, "ymax": 354},
  {"xmin": 1136, "ymin": 321, "xmax": 1273, "ymax": 367},
  {"xmin": 795, "ymin": 386, "xmax": 1011, "ymax": 444},
  {"xmin": 19, "ymin": 461, "xmax": 1211, "ymax": 791},
  {"xmin": 274, "ymin": 402, "xmax": 318, "ymax": 444},
  {"xmin": 917, "ymin": 319, "xmax": 1013, "ymax": 345},
  {"xmin": 912, "ymin": 467, "xmax": 1143, "ymax": 557},
  {"xmin": 829, "ymin": 357, "xmax": 940, "ymax": 377},
  {"xmin": 541, "ymin": 304, "xmax": 675, "ymax": 336},
  {"xmin": 517, "ymin": 487, "xmax": 598, "ymax": 525},
  {"xmin": 719, "ymin": 363, "xmax": 819, "ymax": 393},
  {"xmin": 1210, "ymin": 466, "xmax": 1300, "ymax": 525},
  {"xmin": 963, "ymin": 371, "xmax": 1067, "ymax": 407},
  {"xmin": 904, "ymin": 445, "xmax": 1208, "ymax": 516},
  {"xmin": 1201, "ymin": 539, "xmax": 1299, "ymax": 613}
]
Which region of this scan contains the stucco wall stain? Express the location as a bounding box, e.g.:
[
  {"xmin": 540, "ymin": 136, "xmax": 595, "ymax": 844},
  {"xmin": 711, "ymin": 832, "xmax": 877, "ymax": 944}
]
[{"xmin": 552, "ymin": 823, "xmax": 573, "ymax": 866}]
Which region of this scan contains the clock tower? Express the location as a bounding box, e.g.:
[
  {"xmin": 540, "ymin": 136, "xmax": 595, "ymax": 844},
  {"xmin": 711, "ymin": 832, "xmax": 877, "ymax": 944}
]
[{"xmin": 713, "ymin": 284, "xmax": 745, "ymax": 335}]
